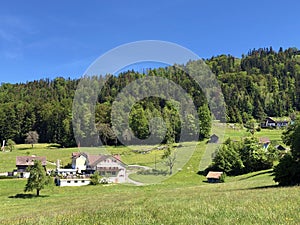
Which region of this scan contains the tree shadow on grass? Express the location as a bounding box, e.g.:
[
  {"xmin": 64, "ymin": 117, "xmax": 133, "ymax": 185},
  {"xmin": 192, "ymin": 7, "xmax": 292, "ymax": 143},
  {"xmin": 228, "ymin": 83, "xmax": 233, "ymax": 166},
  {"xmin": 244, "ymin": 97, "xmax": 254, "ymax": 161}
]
[
  {"xmin": 18, "ymin": 147, "xmax": 33, "ymax": 151},
  {"xmin": 238, "ymin": 170, "xmax": 273, "ymax": 181},
  {"xmin": 246, "ymin": 184, "xmax": 280, "ymax": 190},
  {"xmin": 47, "ymin": 144, "xmax": 61, "ymax": 149},
  {"xmin": 9, "ymin": 194, "xmax": 49, "ymax": 199}
]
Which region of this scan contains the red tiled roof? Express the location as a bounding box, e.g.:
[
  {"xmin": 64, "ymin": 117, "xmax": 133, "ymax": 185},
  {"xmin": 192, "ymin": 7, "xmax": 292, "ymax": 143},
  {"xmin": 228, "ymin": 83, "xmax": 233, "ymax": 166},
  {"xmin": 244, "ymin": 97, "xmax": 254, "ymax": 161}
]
[{"xmin": 16, "ymin": 156, "xmax": 47, "ymax": 166}]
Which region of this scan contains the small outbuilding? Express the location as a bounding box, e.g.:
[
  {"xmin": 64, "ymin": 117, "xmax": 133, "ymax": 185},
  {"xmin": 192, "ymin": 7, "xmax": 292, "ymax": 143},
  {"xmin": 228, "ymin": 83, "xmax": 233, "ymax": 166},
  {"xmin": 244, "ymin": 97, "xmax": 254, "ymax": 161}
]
[
  {"xmin": 206, "ymin": 171, "xmax": 223, "ymax": 183},
  {"xmin": 275, "ymin": 145, "xmax": 286, "ymax": 151},
  {"xmin": 208, "ymin": 134, "xmax": 219, "ymax": 143},
  {"xmin": 259, "ymin": 137, "xmax": 271, "ymax": 149}
]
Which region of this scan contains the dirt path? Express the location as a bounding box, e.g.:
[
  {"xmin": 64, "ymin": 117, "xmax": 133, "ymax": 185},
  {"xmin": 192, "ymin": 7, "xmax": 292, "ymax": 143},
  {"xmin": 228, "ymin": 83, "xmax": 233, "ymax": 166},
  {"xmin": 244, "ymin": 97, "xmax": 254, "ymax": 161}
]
[{"xmin": 125, "ymin": 165, "xmax": 151, "ymax": 186}]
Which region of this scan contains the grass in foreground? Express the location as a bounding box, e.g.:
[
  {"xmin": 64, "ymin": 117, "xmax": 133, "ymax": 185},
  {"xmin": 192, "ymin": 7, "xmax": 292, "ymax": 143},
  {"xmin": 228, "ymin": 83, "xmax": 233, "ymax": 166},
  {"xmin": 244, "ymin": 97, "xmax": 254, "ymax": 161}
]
[
  {"xmin": 0, "ymin": 140, "xmax": 299, "ymax": 225},
  {"xmin": 0, "ymin": 170, "xmax": 299, "ymax": 225},
  {"xmin": 0, "ymin": 129, "xmax": 298, "ymax": 224}
]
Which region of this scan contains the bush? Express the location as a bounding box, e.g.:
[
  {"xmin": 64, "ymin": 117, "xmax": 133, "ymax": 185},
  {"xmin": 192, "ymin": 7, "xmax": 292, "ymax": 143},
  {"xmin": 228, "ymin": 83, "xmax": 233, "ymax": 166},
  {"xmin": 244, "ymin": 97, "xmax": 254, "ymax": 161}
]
[
  {"xmin": 100, "ymin": 177, "xmax": 109, "ymax": 184},
  {"xmin": 90, "ymin": 172, "xmax": 101, "ymax": 185},
  {"xmin": 219, "ymin": 173, "xmax": 226, "ymax": 183},
  {"xmin": 208, "ymin": 137, "xmax": 276, "ymax": 176},
  {"xmin": 274, "ymin": 117, "xmax": 300, "ymax": 186},
  {"xmin": 273, "ymin": 154, "xmax": 300, "ymax": 186}
]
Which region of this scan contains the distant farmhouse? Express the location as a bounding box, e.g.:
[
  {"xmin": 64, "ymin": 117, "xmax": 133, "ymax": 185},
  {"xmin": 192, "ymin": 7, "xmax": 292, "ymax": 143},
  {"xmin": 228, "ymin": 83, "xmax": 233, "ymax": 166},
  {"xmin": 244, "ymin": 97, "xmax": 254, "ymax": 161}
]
[
  {"xmin": 259, "ymin": 137, "xmax": 271, "ymax": 149},
  {"xmin": 55, "ymin": 153, "xmax": 127, "ymax": 186},
  {"xmin": 15, "ymin": 156, "xmax": 46, "ymax": 178},
  {"xmin": 261, "ymin": 117, "xmax": 289, "ymax": 128}
]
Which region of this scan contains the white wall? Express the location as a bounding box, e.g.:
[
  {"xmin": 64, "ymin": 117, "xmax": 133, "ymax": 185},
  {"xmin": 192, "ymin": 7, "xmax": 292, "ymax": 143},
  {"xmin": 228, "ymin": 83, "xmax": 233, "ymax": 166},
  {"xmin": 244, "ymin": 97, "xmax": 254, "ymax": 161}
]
[{"xmin": 59, "ymin": 179, "xmax": 90, "ymax": 186}]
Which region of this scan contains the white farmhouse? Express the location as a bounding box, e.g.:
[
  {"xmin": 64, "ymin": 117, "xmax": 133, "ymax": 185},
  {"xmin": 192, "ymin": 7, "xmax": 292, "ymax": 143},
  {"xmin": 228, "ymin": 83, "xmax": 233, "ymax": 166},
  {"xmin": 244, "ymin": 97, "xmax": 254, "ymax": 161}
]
[{"xmin": 72, "ymin": 152, "xmax": 127, "ymax": 183}]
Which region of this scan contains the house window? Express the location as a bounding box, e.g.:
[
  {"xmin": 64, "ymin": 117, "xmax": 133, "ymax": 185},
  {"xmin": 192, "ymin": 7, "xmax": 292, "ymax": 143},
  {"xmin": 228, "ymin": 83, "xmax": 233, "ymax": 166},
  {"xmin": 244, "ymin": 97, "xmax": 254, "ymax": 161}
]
[
  {"xmin": 112, "ymin": 171, "xmax": 116, "ymax": 176},
  {"xmin": 74, "ymin": 180, "xmax": 78, "ymax": 183},
  {"xmin": 101, "ymin": 171, "xmax": 105, "ymax": 176},
  {"xmin": 67, "ymin": 181, "xmax": 71, "ymax": 183},
  {"xmin": 81, "ymin": 180, "xmax": 85, "ymax": 183}
]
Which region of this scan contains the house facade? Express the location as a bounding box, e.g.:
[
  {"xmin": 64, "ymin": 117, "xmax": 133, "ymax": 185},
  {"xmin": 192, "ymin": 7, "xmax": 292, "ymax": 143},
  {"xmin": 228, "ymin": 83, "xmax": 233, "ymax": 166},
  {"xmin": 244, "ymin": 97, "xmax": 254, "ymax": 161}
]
[
  {"xmin": 57, "ymin": 178, "xmax": 91, "ymax": 187},
  {"xmin": 261, "ymin": 117, "xmax": 289, "ymax": 128},
  {"xmin": 72, "ymin": 153, "xmax": 127, "ymax": 183},
  {"xmin": 15, "ymin": 156, "xmax": 47, "ymax": 178},
  {"xmin": 71, "ymin": 153, "xmax": 87, "ymax": 172}
]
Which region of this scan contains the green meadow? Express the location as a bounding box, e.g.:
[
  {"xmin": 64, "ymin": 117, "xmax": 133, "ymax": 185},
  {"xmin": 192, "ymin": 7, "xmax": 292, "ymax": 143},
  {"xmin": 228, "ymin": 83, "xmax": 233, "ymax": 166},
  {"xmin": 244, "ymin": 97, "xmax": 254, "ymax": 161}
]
[{"xmin": 0, "ymin": 128, "xmax": 299, "ymax": 224}]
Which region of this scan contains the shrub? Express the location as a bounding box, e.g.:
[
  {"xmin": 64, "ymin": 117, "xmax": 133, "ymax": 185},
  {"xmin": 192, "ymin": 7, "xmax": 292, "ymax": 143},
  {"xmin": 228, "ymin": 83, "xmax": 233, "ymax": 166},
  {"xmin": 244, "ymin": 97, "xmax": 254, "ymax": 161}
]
[
  {"xmin": 90, "ymin": 172, "xmax": 101, "ymax": 185},
  {"xmin": 219, "ymin": 173, "xmax": 226, "ymax": 183},
  {"xmin": 208, "ymin": 137, "xmax": 276, "ymax": 176},
  {"xmin": 273, "ymin": 154, "xmax": 300, "ymax": 186}
]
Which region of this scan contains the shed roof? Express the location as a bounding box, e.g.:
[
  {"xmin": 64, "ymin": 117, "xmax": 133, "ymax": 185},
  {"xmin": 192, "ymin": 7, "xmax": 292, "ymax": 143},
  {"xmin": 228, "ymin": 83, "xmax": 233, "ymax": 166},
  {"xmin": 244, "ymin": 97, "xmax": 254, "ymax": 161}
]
[{"xmin": 206, "ymin": 171, "xmax": 223, "ymax": 179}]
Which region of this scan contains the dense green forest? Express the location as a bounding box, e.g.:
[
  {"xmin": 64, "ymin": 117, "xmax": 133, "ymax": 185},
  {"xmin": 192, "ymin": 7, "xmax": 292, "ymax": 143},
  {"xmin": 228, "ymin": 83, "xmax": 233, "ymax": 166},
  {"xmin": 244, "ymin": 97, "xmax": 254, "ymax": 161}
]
[{"xmin": 0, "ymin": 47, "xmax": 299, "ymax": 146}]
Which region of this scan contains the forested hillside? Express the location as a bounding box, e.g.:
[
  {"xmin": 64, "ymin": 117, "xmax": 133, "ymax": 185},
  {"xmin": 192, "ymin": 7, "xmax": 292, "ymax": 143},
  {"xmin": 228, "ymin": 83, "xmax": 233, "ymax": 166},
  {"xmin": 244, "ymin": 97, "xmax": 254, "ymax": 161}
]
[
  {"xmin": 0, "ymin": 47, "xmax": 299, "ymax": 146},
  {"xmin": 210, "ymin": 47, "xmax": 300, "ymax": 122}
]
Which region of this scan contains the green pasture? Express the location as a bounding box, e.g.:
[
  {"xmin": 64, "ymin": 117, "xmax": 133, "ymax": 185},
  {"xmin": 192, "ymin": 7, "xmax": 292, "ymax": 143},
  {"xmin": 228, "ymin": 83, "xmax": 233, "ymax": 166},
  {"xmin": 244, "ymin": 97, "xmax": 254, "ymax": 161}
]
[{"xmin": 0, "ymin": 128, "xmax": 299, "ymax": 224}]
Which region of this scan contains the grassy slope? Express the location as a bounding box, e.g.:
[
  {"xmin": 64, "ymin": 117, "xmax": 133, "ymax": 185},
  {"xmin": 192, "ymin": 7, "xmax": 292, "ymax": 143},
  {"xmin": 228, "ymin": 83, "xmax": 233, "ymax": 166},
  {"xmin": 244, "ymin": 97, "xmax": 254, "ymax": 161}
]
[
  {"xmin": 0, "ymin": 128, "xmax": 297, "ymax": 224},
  {"xmin": 0, "ymin": 137, "xmax": 300, "ymax": 224}
]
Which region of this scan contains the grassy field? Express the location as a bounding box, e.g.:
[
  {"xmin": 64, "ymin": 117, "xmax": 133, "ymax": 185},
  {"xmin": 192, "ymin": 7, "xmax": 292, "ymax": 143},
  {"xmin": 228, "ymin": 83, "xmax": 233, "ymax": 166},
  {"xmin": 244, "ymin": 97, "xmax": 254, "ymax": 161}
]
[
  {"xmin": 0, "ymin": 129, "xmax": 299, "ymax": 224},
  {"xmin": 224, "ymin": 126, "xmax": 284, "ymax": 142},
  {"xmin": 0, "ymin": 165, "xmax": 299, "ymax": 224}
]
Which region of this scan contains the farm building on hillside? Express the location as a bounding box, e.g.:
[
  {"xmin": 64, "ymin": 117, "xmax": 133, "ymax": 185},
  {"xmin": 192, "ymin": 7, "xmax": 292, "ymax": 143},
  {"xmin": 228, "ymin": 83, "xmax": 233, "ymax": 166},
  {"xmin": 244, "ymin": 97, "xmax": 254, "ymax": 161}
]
[
  {"xmin": 206, "ymin": 171, "xmax": 223, "ymax": 183},
  {"xmin": 15, "ymin": 156, "xmax": 47, "ymax": 178},
  {"xmin": 275, "ymin": 144, "xmax": 286, "ymax": 151},
  {"xmin": 208, "ymin": 134, "xmax": 219, "ymax": 143},
  {"xmin": 261, "ymin": 117, "xmax": 289, "ymax": 128},
  {"xmin": 259, "ymin": 137, "xmax": 271, "ymax": 149},
  {"xmin": 71, "ymin": 152, "xmax": 127, "ymax": 183}
]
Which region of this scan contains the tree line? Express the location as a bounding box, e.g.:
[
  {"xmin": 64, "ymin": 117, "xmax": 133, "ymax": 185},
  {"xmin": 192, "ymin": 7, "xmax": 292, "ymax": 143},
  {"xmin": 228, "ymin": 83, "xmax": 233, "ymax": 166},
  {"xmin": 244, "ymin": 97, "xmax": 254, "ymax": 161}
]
[{"xmin": 1, "ymin": 47, "xmax": 300, "ymax": 146}]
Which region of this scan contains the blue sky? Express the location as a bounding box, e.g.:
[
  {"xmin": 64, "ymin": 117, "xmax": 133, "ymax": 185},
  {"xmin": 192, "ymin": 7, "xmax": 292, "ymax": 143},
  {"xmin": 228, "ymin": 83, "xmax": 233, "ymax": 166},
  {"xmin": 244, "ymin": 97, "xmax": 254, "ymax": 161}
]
[{"xmin": 1, "ymin": 0, "xmax": 300, "ymax": 83}]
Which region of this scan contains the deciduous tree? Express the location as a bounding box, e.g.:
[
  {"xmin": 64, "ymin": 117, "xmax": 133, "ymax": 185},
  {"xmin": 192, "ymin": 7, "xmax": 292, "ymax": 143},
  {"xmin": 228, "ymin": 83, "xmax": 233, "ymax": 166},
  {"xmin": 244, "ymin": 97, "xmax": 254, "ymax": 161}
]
[
  {"xmin": 25, "ymin": 131, "xmax": 39, "ymax": 148},
  {"xmin": 24, "ymin": 160, "xmax": 50, "ymax": 196}
]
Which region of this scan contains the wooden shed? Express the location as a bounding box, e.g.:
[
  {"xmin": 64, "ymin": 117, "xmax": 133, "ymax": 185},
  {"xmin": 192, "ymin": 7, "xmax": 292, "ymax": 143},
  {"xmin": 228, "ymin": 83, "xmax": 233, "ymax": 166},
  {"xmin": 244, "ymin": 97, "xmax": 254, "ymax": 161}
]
[{"xmin": 206, "ymin": 171, "xmax": 223, "ymax": 183}]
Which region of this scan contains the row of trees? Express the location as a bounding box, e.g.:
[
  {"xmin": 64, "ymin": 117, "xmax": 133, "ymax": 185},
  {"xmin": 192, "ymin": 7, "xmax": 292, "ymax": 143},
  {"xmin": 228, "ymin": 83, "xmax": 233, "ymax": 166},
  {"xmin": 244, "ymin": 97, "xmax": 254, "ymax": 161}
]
[{"xmin": 1, "ymin": 47, "xmax": 300, "ymax": 146}]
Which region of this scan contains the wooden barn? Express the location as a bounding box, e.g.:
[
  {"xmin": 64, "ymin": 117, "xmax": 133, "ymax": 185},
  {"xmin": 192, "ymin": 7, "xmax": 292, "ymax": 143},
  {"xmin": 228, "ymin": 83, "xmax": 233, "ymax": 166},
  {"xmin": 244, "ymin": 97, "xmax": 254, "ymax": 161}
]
[{"xmin": 206, "ymin": 171, "xmax": 223, "ymax": 183}]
